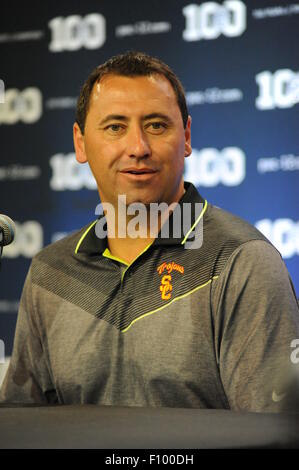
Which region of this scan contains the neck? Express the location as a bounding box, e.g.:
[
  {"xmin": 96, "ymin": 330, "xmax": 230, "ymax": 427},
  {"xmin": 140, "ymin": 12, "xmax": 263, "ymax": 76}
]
[
  {"xmin": 107, "ymin": 235, "xmax": 154, "ymax": 265},
  {"xmin": 103, "ymin": 186, "xmax": 186, "ymax": 264},
  {"xmin": 106, "ymin": 208, "xmax": 163, "ymax": 264}
]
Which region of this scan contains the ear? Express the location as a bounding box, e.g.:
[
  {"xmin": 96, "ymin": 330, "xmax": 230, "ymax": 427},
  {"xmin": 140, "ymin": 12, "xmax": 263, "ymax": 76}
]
[
  {"xmin": 184, "ymin": 115, "xmax": 192, "ymax": 158},
  {"xmin": 73, "ymin": 122, "xmax": 87, "ymax": 163}
]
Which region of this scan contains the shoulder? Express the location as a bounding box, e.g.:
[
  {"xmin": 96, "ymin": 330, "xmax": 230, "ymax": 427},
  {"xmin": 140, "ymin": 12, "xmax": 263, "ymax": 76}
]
[
  {"xmin": 202, "ymin": 203, "xmax": 275, "ymax": 277},
  {"xmin": 207, "ymin": 208, "xmax": 299, "ymax": 319},
  {"xmin": 205, "ymin": 203, "xmax": 269, "ymax": 246},
  {"xmin": 30, "ymin": 222, "xmax": 94, "ymax": 275},
  {"xmin": 208, "ymin": 213, "xmax": 298, "ymax": 311}
]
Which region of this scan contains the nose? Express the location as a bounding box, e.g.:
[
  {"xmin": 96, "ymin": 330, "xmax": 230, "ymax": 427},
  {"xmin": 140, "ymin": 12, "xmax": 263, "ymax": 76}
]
[{"xmin": 125, "ymin": 125, "xmax": 151, "ymax": 159}]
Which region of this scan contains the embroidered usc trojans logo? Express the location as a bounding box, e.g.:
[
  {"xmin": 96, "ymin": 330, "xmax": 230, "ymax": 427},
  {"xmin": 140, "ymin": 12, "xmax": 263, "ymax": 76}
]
[
  {"xmin": 160, "ymin": 275, "xmax": 173, "ymax": 300},
  {"xmin": 157, "ymin": 261, "xmax": 184, "ymax": 275},
  {"xmin": 157, "ymin": 261, "xmax": 184, "ymax": 300}
]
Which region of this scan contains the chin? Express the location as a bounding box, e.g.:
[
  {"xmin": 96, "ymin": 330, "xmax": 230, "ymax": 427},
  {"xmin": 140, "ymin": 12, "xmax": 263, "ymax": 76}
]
[
  {"xmin": 125, "ymin": 198, "xmax": 157, "ymax": 208},
  {"xmin": 124, "ymin": 191, "xmax": 160, "ymax": 206}
]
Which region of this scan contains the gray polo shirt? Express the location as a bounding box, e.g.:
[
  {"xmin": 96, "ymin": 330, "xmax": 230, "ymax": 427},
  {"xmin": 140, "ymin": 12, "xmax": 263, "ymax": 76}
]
[{"xmin": 1, "ymin": 182, "xmax": 299, "ymax": 411}]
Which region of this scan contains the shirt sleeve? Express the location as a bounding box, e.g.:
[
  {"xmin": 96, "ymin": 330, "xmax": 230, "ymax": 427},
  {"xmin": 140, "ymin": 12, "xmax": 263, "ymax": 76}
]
[
  {"xmin": 212, "ymin": 239, "xmax": 299, "ymax": 412},
  {"xmin": 0, "ymin": 265, "xmax": 58, "ymax": 404}
]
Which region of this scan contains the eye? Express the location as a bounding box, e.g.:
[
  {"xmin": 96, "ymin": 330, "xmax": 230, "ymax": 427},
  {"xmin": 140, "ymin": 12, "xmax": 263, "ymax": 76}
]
[
  {"xmin": 108, "ymin": 124, "xmax": 122, "ymax": 132},
  {"xmin": 151, "ymin": 122, "xmax": 163, "ymax": 129},
  {"xmin": 104, "ymin": 123, "xmax": 125, "ymax": 135},
  {"xmin": 147, "ymin": 122, "xmax": 167, "ymax": 134}
]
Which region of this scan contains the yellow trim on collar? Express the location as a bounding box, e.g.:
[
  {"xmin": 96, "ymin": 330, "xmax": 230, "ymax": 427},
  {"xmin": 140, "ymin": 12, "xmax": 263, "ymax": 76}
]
[
  {"xmin": 75, "ymin": 220, "xmax": 97, "ymax": 254},
  {"xmin": 181, "ymin": 199, "xmax": 208, "ymax": 245},
  {"xmin": 102, "ymin": 248, "xmax": 129, "ymax": 266}
]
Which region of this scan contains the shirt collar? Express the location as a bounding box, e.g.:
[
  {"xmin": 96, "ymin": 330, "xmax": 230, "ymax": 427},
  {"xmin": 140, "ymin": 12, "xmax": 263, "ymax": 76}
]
[{"xmin": 76, "ymin": 182, "xmax": 206, "ymax": 255}]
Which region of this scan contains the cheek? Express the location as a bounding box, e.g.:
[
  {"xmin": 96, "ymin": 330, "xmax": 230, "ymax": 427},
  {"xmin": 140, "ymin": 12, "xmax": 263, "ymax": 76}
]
[
  {"xmin": 157, "ymin": 138, "xmax": 185, "ymax": 166},
  {"xmin": 152, "ymin": 137, "xmax": 174, "ymax": 152},
  {"xmin": 84, "ymin": 140, "xmax": 115, "ymax": 171}
]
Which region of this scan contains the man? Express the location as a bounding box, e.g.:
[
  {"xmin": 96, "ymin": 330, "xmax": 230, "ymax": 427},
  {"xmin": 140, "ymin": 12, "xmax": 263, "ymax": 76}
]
[{"xmin": 1, "ymin": 51, "xmax": 298, "ymax": 411}]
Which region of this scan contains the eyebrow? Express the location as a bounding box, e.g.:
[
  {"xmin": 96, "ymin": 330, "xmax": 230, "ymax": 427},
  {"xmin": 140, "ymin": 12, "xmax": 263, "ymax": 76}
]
[{"xmin": 99, "ymin": 113, "xmax": 173, "ymax": 126}]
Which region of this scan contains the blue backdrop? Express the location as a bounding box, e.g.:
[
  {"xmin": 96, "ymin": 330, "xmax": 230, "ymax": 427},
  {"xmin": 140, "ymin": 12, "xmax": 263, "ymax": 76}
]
[{"xmin": 0, "ymin": 0, "xmax": 298, "ymax": 364}]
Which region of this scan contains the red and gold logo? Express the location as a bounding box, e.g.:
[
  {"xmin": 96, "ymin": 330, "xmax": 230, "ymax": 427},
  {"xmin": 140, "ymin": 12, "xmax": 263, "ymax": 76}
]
[
  {"xmin": 157, "ymin": 262, "xmax": 184, "ymax": 300},
  {"xmin": 159, "ymin": 274, "xmax": 173, "ymax": 300}
]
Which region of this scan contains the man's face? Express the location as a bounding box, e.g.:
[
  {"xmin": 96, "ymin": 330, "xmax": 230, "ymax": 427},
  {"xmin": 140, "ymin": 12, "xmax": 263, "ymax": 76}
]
[{"xmin": 73, "ymin": 73, "xmax": 191, "ymax": 207}]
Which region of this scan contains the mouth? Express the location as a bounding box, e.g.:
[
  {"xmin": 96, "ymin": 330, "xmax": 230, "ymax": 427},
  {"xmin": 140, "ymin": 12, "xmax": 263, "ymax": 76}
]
[
  {"xmin": 120, "ymin": 168, "xmax": 157, "ymax": 175},
  {"xmin": 119, "ymin": 168, "xmax": 158, "ymax": 180}
]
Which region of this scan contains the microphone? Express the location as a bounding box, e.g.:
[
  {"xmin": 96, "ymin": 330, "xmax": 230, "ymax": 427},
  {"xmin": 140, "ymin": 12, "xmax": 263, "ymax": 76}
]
[{"xmin": 0, "ymin": 214, "xmax": 16, "ymax": 247}]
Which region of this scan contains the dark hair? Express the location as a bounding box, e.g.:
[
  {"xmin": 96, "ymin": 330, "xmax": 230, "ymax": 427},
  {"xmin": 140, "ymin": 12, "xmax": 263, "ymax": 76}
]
[{"xmin": 75, "ymin": 51, "xmax": 189, "ymax": 134}]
